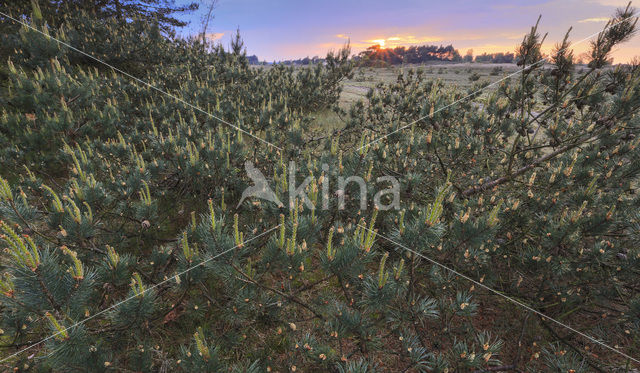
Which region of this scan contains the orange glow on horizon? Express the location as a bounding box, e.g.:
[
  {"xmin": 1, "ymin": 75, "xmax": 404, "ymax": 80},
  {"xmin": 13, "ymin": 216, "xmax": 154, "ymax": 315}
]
[
  {"xmin": 306, "ymin": 30, "xmax": 640, "ymax": 64},
  {"xmin": 362, "ymin": 35, "xmax": 443, "ymax": 48}
]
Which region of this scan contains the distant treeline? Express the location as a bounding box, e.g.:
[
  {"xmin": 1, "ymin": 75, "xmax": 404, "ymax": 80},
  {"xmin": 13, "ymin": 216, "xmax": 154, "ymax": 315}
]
[
  {"xmin": 247, "ymin": 55, "xmax": 260, "ymax": 64},
  {"xmin": 356, "ymin": 44, "xmax": 461, "ymax": 66},
  {"xmin": 250, "ymin": 45, "xmax": 518, "ymax": 66},
  {"xmin": 356, "ymin": 45, "xmax": 516, "ymax": 66},
  {"xmin": 468, "ymin": 52, "xmax": 515, "ymax": 64},
  {"xmin": 272, "ymin": 56, "xmax": 325, "ymax": 66}
]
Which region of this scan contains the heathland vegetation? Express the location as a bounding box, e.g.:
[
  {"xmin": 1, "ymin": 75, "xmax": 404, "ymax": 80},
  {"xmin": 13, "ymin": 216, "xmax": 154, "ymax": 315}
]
[{"xmin": 1, "ymin": 1, "xmax": 640, "ymax": 372}]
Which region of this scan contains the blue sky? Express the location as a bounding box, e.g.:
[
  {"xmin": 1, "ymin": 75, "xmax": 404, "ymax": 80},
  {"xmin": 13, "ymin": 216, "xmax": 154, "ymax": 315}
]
[{"xmin": 176, "ymin": 0, "xmax": 640, "ymax": 62}]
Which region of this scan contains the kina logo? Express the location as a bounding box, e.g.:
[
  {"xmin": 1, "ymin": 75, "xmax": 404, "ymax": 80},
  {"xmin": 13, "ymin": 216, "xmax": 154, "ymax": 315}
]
[{"xmin": 237, "ymin": 161, "xmax": 283, "ymax": 208}]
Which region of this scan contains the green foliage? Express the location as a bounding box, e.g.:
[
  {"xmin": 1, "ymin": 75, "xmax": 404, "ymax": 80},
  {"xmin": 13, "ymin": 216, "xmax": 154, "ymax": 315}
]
[{"xmin": 1, "ymin": 2, "xmax": 640, "ymax": 372}]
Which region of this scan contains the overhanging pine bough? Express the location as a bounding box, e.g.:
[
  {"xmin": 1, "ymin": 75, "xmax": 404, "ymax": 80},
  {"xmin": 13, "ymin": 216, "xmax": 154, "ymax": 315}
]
[{"xmin": 0, "ymin": 2, "xmax": 639, "ymax": 372}]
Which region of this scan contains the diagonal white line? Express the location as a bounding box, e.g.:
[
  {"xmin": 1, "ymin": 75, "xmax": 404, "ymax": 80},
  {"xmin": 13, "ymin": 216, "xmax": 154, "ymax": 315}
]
[
  {"xmin": 356, "ymin": 11, "xmax": 639, "ymax": 153},
  {"xmin": 0, "ymin": 11, "xmax": 282, "ymax": 151},
  {"xmin": 0, "ymin": 224, "xmax": 281, "ymax": 364},
  {"xmin": 357, "ymin": 224, "xmax": 640, "ymax": 365}
]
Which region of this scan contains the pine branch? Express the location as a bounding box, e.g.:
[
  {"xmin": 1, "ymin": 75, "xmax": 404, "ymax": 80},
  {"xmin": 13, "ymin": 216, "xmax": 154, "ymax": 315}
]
[
  {"xmin": 538, "ymin": 317, "xmax": 607, "ymax": 373},
  {"xmin": 463, "ymin": 129, "xmax": 600, "ymax": 196},
  {"xmin": 230, "ymin": 264, "xmax": 325, "ymax": 320}
]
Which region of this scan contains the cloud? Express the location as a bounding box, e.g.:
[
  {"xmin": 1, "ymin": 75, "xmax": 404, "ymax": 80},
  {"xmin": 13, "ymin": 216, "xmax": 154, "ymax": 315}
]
[
  {"xmin": 331, "ymin": 33, "xmax": 444, "ymax": 50},
  {"xmin": 205, "ymin": 32, "xmax": 225, "ymax": 41},
  {"xmin": 503, "ymin": 33, "xmax": 525, "ymax": 40},
  {"xmin": 588, "ymin": 0, "xmax": 632, "ymax": 6},
  {"xmin": 368, "ymin": 38, "xmax": 387, "ymax": 46},
  {"xmin": 362, "ymin": 34, "xmax": 442, "ymax": 47},
  {"xmin": 466, "ymin": 43, "xmax": 518, "ymax": 54},
  {"xmin": 267, "ymin": 9, "xmax": 639, "ymax": 63},
  {"xmin": 318, "ymin": 41, "xmax": 371, "ymax": 49},
  {"xmin": 578, "ymin": 17, "xmax": 609, "ymax": 23}
]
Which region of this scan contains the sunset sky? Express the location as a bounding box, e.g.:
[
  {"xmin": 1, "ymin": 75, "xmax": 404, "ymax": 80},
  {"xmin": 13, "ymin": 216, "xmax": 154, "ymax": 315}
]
[{"xmin": 178, "ymin": 0, "xmax": 640, "ymax": 63}]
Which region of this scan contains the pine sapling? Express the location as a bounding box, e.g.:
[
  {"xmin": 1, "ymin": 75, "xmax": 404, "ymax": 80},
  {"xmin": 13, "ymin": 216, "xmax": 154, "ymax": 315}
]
[
  {"xmin": 362, "ymin": 208, "xmax": 378, "ymax": 252},
  {"xmin": 61, "ymin": 246, "xmax": 84, "ymax": 281},
  {"xmin": 398, "ymin": 209, "xmax": 406, "ymax": 235},
  {"xmin": 130, "ymin": 272, "xmax": 146, "ymax": 298},
  {"xmin": 139, "ymin": 181, "xmax": 152, "ymax": 206},
  {"xmin": 106, "ymin": 245, "xmax": 119, "ymax": 269},
  {"xmin": 378, "ymin": 252, "xmax": 389, "ymax": 289},
  {"xmin": 278, "ymin": 214, "xmax": 285, "ymax": 248},
  {"xmin": 393, "ymin": 259, "xmax": 404, "ymax": 281},
  {"xmin": 194, "ymin": 327, "xmax": 211, "ymax": 361},
  {"xmin": 487, "ymin": 200, "xmax": 503, "ymax": 227},
  {"xmin": 41, "ymin": 184, "xmax": 64, "ymax": 213},
  {"xmin": 326, "ymin": 227, "xmax": 336, "ymax": 261},
  {"xmin": 45, "ymin": 312, "xmax": 69, "ymax": 341},
  {"xmin": 0, "ymin": 177, "xmax": 13, "ymax": 201},
  {"xmin": 426, "ymin": 180, "xmax": 449, "ymax": 226},
  {"xmin": 64, "ymin": 196, "xmax": 83, "ymax": 224},
  {"xmin": 233, "ymin": 213, "xmax": 243, "ymax": 247},
  {"xmin": 0, "ymin": 273, "xmax": 15, "ymax": 298},
  {"xmin": 207, "ymin": 199, "xmax": 216, "ymax": 231},
  {"xmin": 182, "ymin": 231, "xmax": 195, "ymax": 263},
  {"xmin": 0, "ymin": 221, "xmax": 40, "ymax": 270}
]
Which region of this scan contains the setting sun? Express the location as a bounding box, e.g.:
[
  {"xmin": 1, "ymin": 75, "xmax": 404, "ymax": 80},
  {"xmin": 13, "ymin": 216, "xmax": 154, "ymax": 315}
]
[
  {"xmin": 361, "ymin": 35, "xmax": 444, "ymax": 51},
  {"xmin": 2, "ymin": 0, "xmax": 640, "ymax": 371}
]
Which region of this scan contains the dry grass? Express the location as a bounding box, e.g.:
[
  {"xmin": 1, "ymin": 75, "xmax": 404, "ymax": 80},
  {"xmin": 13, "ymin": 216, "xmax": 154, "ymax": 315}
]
[
  {"xmin": 339, "ymin": 63, "xmax": 520, "ymax": 107},
  {"xmin": 310, "ymin": 63, "xmax": 522, "ymax": 132}
]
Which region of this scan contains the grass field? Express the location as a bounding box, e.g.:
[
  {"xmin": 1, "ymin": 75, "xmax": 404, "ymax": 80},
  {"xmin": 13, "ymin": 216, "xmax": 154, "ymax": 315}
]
[
  {"xmin": 311, "ymin": 62, "xmax": 594, "ymax": 133},
  {"xmin": 312, "ymin": 63, "xmax": 521, "ymax": 132},
  {"xmin": 340, "ymin": 63, "xmax": 519, "ymax": 107}
]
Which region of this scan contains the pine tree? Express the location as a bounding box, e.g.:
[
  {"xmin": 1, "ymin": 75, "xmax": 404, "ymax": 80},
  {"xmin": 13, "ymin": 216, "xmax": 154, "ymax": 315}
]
[
  {"xmin": 0, "ymin": 1, "xmax": 639, "ymax": 372},
  {"xmin": 0, "ymin": 0, "xmax": 198, "ymax": 32}
]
